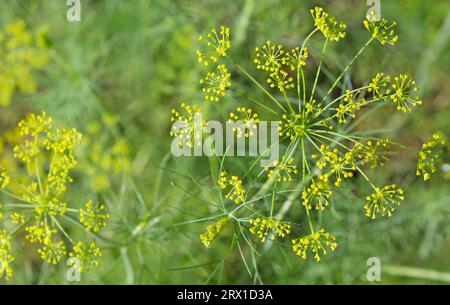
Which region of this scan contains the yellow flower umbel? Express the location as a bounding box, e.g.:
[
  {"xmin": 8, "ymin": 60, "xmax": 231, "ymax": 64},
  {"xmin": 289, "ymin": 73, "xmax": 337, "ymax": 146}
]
[
  {"xmin": 267, "ymin": 69, "xmax": 294, "ymax": 92},
  {"xmin": 355, "ymin": 140, "xmax": 391, "ymax": 169},
  {"xmin": 200, "ymin": 217, "xmax": 229, "ymax": 248},
  {"xmin": 311, "ymin": 7, "xmax": 347, "ymax": 42},
  {"xmin": 200, "ymin": 64, "xmax": 231, "ymax": 102},
  {"xmin": 197, "ymin": 26, "xmax": 231, "ymax": 66},
  {"xmin": 416, "ymin": 133, "xmax": 447, "ymax": 181},
  {"xmin": 188, "ymin": 10, "xmax": 427, "ymax": 263},
  {"xmin": 218, "ymin": 171, "xmax": 246, "ymax": 204},
  {"xmin": 283, "ymin": 47, "xmax": 308, "ymax": 72},
  {"xmin": 249, "ymin": 217, "xmax": 291, "ymax": 243},
  {"xmin": 368, "ymin": 72, "xmax": 391, "ymax": 99},
  {"xmin": 0, "ymin": 20, "xmax": 49, "ymax": 106},
  {"xmin": 80, "ymin": 201, "xmax": 110, "ymax": 232},
  {"xmin": 68, "ymin": 241, "xmax": 102, "ymax": 272},
  {"xmin": 363, "ymin": 12, "xmax": 398, "ymax": 46},
  {"xmin": 279, "ymin": 113, "xmax": 305, "ymax": 140},
  {"xmin": 292, "ymin": 229, "xmax": 338, "ymax": 261},
  {"xmin": 265, "ymin": 156, "xmax": 298, "ymax": 182},
  {"xmin": 390, "ymin": 74, "xmax": 422, "ymax": 112},
  {"xmin": 228, "ymin": 107, "xmax": 259, "ymax": 138},
  {"xmin": 334, "ymin": 90, "xmax": 365, "ymax": 124},
  {"xmin": 313, "ymin": 145, "xmax": 356, "ymax": 187},
  {"xmin": 170, "ymin": 103, "xmax": 204, "ymax": 148},
  {"xmin": 302, "ymin": 181, "xmax": 332, "ymax": 211},
  {"xmin": 364, "ymin": 184, "xmax": 404, "ymax": 219},
  {"xmin": 0, "ymin": 112, "xmax": 109, "ymax": 280},
  {"xmin": 254, "ymin": 41, "xmax": 286, "ymax": 72}
]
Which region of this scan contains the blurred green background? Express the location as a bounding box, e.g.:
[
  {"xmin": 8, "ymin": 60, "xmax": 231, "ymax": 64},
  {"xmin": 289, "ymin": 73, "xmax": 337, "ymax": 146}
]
[{"xmin": 0, "ymin": 0, "xmax": 449, "ymax": 284}]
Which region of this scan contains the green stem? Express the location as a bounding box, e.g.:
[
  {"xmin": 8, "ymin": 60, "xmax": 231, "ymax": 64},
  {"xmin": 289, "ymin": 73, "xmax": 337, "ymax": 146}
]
[
  {"xmin": 269, "ymin": 181, "xmax": 278, "ymax": 218},
  {"xmin": 227, "ymin": 56, "xmax": 287, "ymax": 112},
  {"xmin": 301, "ymin": 138, "xmax": 315, "ymax": 233},
  {"xmin": 356, "ymin": 166, "xmax": 378, "ymax": 191},
  {"xmin": 310, "ymin": 39, "xmax": 329, "ymax": 103},
  {"xmin": 321, "ymin": 38, "xmax": 374, "ymax": 104},
  {"xmin": 316, "ymin": 86, "xmax": 370, "ymax": 117}
]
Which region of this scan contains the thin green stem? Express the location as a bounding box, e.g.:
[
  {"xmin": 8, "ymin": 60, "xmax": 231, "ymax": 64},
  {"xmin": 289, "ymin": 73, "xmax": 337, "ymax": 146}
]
[
  {"xmin": 296, "ymin": 28, "xmax": 319, "ymax": 111},
  {"xmin": 321, "ymin": 38, "xmax": 374, "ymax": 104},
  {"xmin": 269, "ymin": 181, "xmax": 278, "ymax": 218},
  {"xmin": 301, "ymin": 138, "xmax": 315, "ymax": 233},
  {"xmin": 227, "ymin": 56, "xmax": 287, "ymax": 112},
  {"xmin": 310, "ymin": 39, "xmax": 329, "ymax": 103},
  {"xmin": 283, "ymin": 90, "xmax": 295, "ymax": 113},
  {"xmin": 317, "ymin": 86, "xmax": 370, "ymax": 116},
  {"xmin": 301, "ymin": 68, "xmax": 306, "ymax": 112},
  {"xmin": 356, "ymin": 166, "xmax": 378, "ymax": 192}
]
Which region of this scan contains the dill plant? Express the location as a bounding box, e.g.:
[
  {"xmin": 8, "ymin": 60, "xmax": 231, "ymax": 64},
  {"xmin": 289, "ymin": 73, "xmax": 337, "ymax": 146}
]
[
  {"xmin": 170, "ymin": 7, "xmax": 447, "ymax": 263},
  {"xmin": 0, "ymin": 112, "xmax": 109, "ymax": 280}
]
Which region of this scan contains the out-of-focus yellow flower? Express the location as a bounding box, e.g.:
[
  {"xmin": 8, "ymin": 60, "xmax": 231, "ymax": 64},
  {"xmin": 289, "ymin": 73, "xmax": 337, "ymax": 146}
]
[
  {"xmin": 200, "ymin": 217, "xmax": 229, "ymax": 248},
  {"xmin": 0, "ymin": 20, "xmax": 49, "ymax": 106},
  {"xmin": 0, "ymin": 112, "xmax": 108, "ymax": 280}
]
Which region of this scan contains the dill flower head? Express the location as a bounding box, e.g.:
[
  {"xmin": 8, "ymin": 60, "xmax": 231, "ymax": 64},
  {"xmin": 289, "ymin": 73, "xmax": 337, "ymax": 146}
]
[
  {"xmin": 302, "ymin": 181, "xmax": 332, "ymax": 211},
  {"xmin": 355, "ymin": 140, "xmax": 391, "ymax": 169},
  {"xmin": 249, "ymin": 217, "xmax": 291, "ymax": 243},
  {"xmin": 187, "ymin": 10, "xmax": 427, "ymax": 264},
  {"xmin": 363, "ymin": 12, "xmax": 398, "ymax": 46},
  {"xmin": 311, "ymin": 7, "xmax": 347, "ymax": 42},
  {"xmin": 292, "ymin": 229, "xmax": 338, "ymax": 261},
  {"xmin": 170, "ymin": 103, "xmax": 204, "ymax": 148},
  {"xmin": 416, "ymin": 133, "xmax": 447, "ymax": 181},
  {"xmin": 313, "ymin": 145, "xmax": 356, "ymax": 187},
  {"xmin": 334, "ymin": 90, "xmax": 365, "ymax": 124},
  {"xmin": 279, "ymin": 113, "xmax": 304, "ymax": 140},
  {"xmin": 79, "ymin": 201, "xmax": 110, "ymax": 232},
  {"xmin": 265, "ymin": 156, "xmax": 298, "ymax": 182},
  {"xmin": 200, "ymin": 217, "xmax": 229, "ymax": 248},
  {"xmin": 218, "ymin": 171, "xmax": 246, "ymax": 204},
  {"xmin": 390, "ymin": 74, "xmax": 422, "ymax": 112},
  {"xmin": 197, "ymin": 26, "xmax": 231, "ymax": 66},
  {"xmin": 368, "ymin": 72, "xmax": 391, "ymax": 99},
  {"xmin": 0, "ymin": 20, "xmax": 49, "ymax": 106},
  {"xmin": 38, "ymin": 239, "xmax": 67, "ymax": 265},
  {"xmin": 68, "ymin": 241, "xmax": 103, "ymax": 272},
  {"xmin": 364, "ymin": 184, "xmax": 405, "ymax": 219},
  {"xmin": 254, "ymin": 41, "xmax": 285, "ymax": 72},
  {"xmin": 0, "ymin": 112, "xmax": 109, "ymax": 280},
  {"xmin": 200, "ymin": 64, "xmax": 231, "ymax": 102},
  {"xmin": 283, "ymin": 47, "xmax": 308, "ymax": 71},
  {"xmin": 267, "ymin": 69, "xmax": 294, "ymax": 92},
  {"xmin": 228, "ymin": 107, "xmax": 259, "ymax": 138}
]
